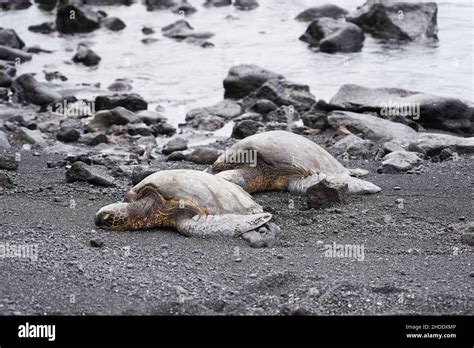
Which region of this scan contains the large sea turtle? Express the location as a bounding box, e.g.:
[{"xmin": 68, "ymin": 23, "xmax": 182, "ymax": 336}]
[
  {"xmin": 95, "ymin": 169, "xmax": 278, "ymax": 247},
  {"xmin": 211, "ymin": 130, "xmax": 381, "ymax": 195}
]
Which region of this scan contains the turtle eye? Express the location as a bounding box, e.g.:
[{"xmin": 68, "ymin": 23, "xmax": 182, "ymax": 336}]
[
  {"xmin": 103, "ymin": 214, "xmax": 114, "ymax": 226},
  {"xmin": 95, "ymin": 212, "xmax": 113, "ymax": 228}
]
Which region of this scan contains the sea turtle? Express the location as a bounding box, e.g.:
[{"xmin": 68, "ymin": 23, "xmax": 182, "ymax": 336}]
[
  {"xmin": 211, "ymin": 130, "xmax": 381, "ymax": 195},
  {"xmin": 95, "ymin": 169, "xmax": 279, "ymax": 247}
]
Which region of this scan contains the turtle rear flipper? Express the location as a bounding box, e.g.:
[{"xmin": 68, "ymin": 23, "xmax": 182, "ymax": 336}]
[{"xmin": 176, "ymin": 213, "xmax": 272, "ymax": 238}]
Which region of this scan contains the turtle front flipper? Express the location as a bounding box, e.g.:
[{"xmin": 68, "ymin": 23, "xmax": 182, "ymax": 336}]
[
  {"xmin": 289, "ymin": 173, "xmax": 381, "ymax": 195},
  {"xmin": 176, "ymin": 213, "xmax": 272, "ymax": 238},
  {"xmin": 341, "ymin": 176, "xmax": 381, "ymax": 194},
  {"xmin": 288, "ymin": 173, "xmax": 325, "ymax": 194},
  {"xmin": 348, "ymin": 168, "xmax": 369, "ymax": 177},
  {"xmin": 320, "ymin": 175, "xmax": 381, "ymax": 194}
]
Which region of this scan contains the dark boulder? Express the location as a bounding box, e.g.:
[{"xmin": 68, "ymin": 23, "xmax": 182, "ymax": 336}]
[
  {"xmin": 182, "ymin": 37, "xmax": 214, "ymax": 48},
  {"xmin": 1, "ymin": 0, "xmax": 32, "ymax": 10},
  {"xmin": 234, "ymin": 0, "xmax": 258, "ymax": 11},
  {"xmin": 162, "ymin": 136, "xmax": 188, "ymax": 155},
  {"xmin": 307, "ymin": 179, "xmax": 349, "ymax": 209},
  {"xmin": 44, "ymin": 70, "xmax": 67, "ymax": 81},
  {"xmin": 186, "ymin": 100, "xmax": 242, "ymax": 121},
  {"xmin": 103, "ymin": 17, "xmax": 126, "ymax": 31},
  {"xmin": 142, "ymin": 26, "xmax": 155, "ymax": 35},
  {"xmin": 203, "ymin": 0, "xmax": 231, "ymax": 7},
  {"xmin": 15, "ymin": 127, "xmax": 47, "ymax": 146},
  {"xmin": 161, "ymin": 20, "xmax": 190, "ymax": 37},
  {"xmin": 329, "ymin": 84, "xmax": 472, "ymax": 135},
  {"xmin": 249, "ymin": 99, "xmax": 278, "ymax": 114},
  {"xmin": 0, "ymin": 87, "xmax": 9, "ymax": 100},
  {"xmin": 0, "ymin": 61, "xmax": 16, "ymax": 87},
  {"xmin": 240, "ymin": 79, "xmax": 316, "ymax": 112},
  {"xmin": 319, "ymin": 23, "xmax": 364, "ymax": 53},
  {"xmin": 127, "ymin": 123, "xmax": 154, "ymax": 136},
  {"xmin": 331, "ymin": 134, "xmax": 374, "ymax": 159},
  {"xmin": 223, "ymin": 64, "xmax": 284, "ymax": 99},
  {"xmin": 26, "ymin": 45, "xmax": 53, "ymax": 54},
  {"xmin": 439, "ymin": 147, "xmax": 456, "ymax": 162},
  {"xmin": 128, "ymin": 167, "xmax": 160, "ymax": 184},
  {"xmin": 89, "ymin": 238, "xmax": 104, "ymax": 248},
  {"xmin": 145, "ymin": 0, "xmax": 184, "ymax": 11},
  {"xmin": 66, "ymin": 161, "xmax": 115, "ymax": 187},
  {"xmin": 82, "ymin": 132, "xmax": 108, "ymax": 146},
  {"xmin": 407, "ymin": 133, "xmax": 474, "ymax": 156},
  {"xmin": 141, "ymin": 37, "xmax": 159, "ymax": 45},
  {"xmin": 72, "ymin": 44, "xmax": 101, "ymax": 66},
  {"xmin": 151, "ymin": 122, "xmax": 176, "ymax": 136},
  {"xmin": 329, "ymin": 84, "xmax": 417, "ymax": 112},
  {"xmin": 187, "ymin": 114, "xmax": 225, "ymax": 131},
  {"xmin": 11, "ymin": 73, "xmax": 62, "ymax": 107},
  {"xmin": 28, "ymin": 22, "xmax": 56, "ymax": 34},
  {"xmin": 264, "ymin": 122, "xmax": 290, "ymax": 132},
  {"xmin": 0, "ymin": 61, "xmax": 16, "ymax": 75},
  {"xmin": 347, "ymin": 0, "xmax": 438, "ymax": 41},
  {"xmin": 295, "ymin": 4, "xmax": 348, "ymax": 22},
  {"xmin": 185, "ymin": 147, "xmax": 222, "ymax": 165},
  {"xmin": 135, "ymin": 111, "xmax": 175, "ymax": 135},
  {"xmin": 232, "ymin": 119, "xmax": 263, "ymax": 139},
  {"xmin": 107, "ymin": 78, "xmax": 132, "ymax": 92},
  {"xmin": 264, "ymin": 105, "xmax": 300, "ymax": 123},
  {"xmin": 0, "ymin": 28, "xmax": 25, "ymax": 49},
  {"xmin": 299, "ymin": 17, "xmax": 342, "ymax": 46},
  {"xmin": 0, "ymin": 171, "xmax": 13, "ymax": 188},
  {"xmin": 82, "ymin": 0, "xmax": 133, "ymax": 4},
  {"xmin": 171, "ymin": 2, "xmax": 197, "ymax": 15},
  {"xmin": 87, "ymin": 106, "xmax": 138, "ymax": 131},
  {"xmin": 377, "ymin": 151, "xmax": 423, "ymax": 174},
  {"xmin": 406, "ymin": 94, "xmax": 472, "ymax": 135},
  {"xmin": 166, "ymin": 151, "xmax": 186, "ymax": 162},
  {"xmin": 95, "ymin": 93, "xmax": 147, "ymax": 112},
  {"xmin": 0, "ymin": 154, "xmax": 18, "ymax": 170},
  {"xmin": 300, "ymin": 17, "xmax": 364, "ymax": 53},
  {"xmin": 233, "ymin": 112, "xmax": 263, "ymax": 123},
  {"xmin": 57, "ymin": 127, "xmax": 80, "ymax": 142},
  {"xmin": 0, "ymin": 45, "xmax": 32, "ymax": 63},
  {"xmin": 136, "ymin": 110, "xmax": 165, "ymax": 125},
  {"xmin": 185, "ymin": 100, "xmax": 242, "ymax": 131},
  {"xmin": 56, "ymin": 4, "xmax": 101, "ymax": 34},
  {"xmin": 34, "ymin": 0, "xmax": 57, "ymax": 11},
  {"xmin": 301, "ymin": 103, "xmax": 329, "ymax": 130},
  {"xmin": 327, "ymin": 110, "xmax": 417, "ymax": 141},
  {"xmin": 162, "ymin": 20, "xmax": 214, "ymax": 40}
]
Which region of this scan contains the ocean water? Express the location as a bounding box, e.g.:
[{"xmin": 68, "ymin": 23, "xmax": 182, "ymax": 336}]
[{"xmin": 0, "ymin": 0, "xmax": 472, "ymax": 127}]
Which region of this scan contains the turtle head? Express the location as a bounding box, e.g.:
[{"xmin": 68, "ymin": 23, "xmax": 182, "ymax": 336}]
[
  {"xmin": 95, "ymin": 202, "xmax": 131, "ymax": 230},
  {"xmin": 95, "ymin": 195, "xmax": 176, "ymax": 231}
]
